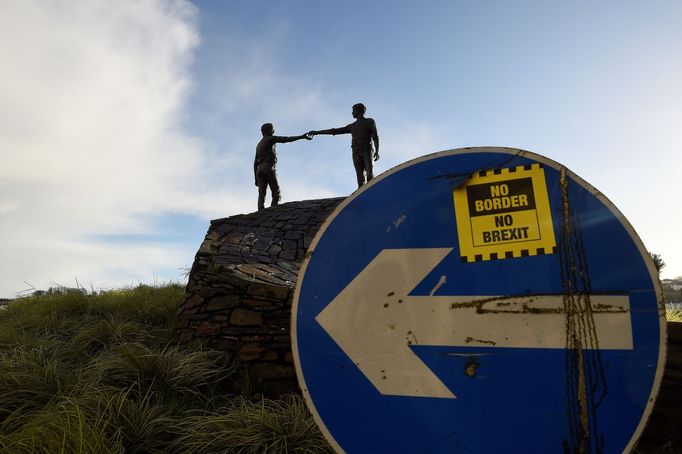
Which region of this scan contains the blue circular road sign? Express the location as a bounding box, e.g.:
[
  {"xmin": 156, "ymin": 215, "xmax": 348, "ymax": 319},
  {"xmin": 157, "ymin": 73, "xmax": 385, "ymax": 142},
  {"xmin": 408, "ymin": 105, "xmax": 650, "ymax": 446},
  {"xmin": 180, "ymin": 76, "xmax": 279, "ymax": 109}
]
[{"xmin": 292, "ymin": 148, "xmax": 665, "ymax": 453}]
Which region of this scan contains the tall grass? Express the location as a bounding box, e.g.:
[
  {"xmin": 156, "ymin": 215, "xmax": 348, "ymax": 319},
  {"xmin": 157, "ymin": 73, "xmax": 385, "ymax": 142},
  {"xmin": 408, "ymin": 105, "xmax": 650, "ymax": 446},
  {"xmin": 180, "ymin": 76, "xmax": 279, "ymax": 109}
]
[
  {"xmin": 173, "ymin": 395, "xmax": 334, "ymax": 454},
  {"xmin": 0, "ymin": 285, "xmax": 330, "ymax": 453},
  {"xmin": 87, "ymin": 343, "xmax": 235, "ymax": 403}
]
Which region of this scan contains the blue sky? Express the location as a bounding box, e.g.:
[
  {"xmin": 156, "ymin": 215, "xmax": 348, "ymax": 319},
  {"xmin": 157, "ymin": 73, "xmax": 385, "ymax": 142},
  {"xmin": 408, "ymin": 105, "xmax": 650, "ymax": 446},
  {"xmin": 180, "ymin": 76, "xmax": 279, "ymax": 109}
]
[{"xmin": 1, "ymin": 0, "xmax": 681, "ymax": 297}]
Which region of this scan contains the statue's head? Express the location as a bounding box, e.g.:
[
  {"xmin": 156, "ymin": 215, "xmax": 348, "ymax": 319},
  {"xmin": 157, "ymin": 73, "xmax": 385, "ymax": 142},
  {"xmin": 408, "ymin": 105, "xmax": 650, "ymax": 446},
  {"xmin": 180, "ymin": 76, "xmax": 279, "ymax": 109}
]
[
  {"xmin": 261, "ymin": 123, "xmax": 274, "ymax": 136},
  {"xmin": 352, "ymin": 103, "xmax": 366, "ymax": 118}
]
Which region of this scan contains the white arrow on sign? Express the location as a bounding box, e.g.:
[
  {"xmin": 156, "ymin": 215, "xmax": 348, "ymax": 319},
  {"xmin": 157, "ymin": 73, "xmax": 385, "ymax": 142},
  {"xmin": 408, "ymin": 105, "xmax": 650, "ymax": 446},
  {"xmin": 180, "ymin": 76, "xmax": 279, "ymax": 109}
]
[{"xmin": 315, "ymin": 248, "xmax": 633, "ymax": 399}]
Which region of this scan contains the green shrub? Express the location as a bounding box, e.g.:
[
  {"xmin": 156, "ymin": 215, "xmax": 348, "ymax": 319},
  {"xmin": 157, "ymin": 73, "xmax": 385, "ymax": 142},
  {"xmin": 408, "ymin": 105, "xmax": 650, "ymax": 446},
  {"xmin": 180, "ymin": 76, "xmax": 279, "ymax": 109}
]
[
  {"xmin": 0, "ymin": 396, "xmax": 122, "ymax": 454},
  {"xmin": 172, "ymin": 395, "xmax": 334, "ymax": 454},
  {"xmin": 87, "ymin": 343, "xmax": 235, "ymax": 403},
  {"xmin": 68, "ymin": 313, "xmax": 163, "ymax": 358},
  {"xmin": 0, "ymin": 284, "xmax": 182, "ymax": 351},
  {"xmin": 0, "ymin": 343, "xmax": 75, "ymax": 432}
]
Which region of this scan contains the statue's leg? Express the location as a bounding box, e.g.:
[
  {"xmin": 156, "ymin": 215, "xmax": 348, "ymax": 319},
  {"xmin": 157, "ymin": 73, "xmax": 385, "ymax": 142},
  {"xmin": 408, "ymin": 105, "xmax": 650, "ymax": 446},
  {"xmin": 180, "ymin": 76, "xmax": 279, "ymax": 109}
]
[
  {"xmin": 269, "ymin": 168, "xmax": 281, "ymax": 207},
  {"xmin": 365, "ymin": 149, "xmax": 374, "ymax": 182},
  {"xmin": 352, "ymin": 152, "xmax": 365, "ymax": 187},
  {"xmin": 257, "ymin": 169, "xmax": 267, "ymax": 211}
]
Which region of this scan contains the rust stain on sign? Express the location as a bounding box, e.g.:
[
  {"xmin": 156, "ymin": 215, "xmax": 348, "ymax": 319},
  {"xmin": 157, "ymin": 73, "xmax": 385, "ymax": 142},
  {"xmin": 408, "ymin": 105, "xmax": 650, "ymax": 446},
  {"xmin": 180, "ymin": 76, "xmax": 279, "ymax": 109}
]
[
  {"xmin": 465, "ymin": 336, "xmax": 497, "ymax": 346},
  {"xmin": 464, "ymin": 357, "xmax": 480, "ymax": 377},
  {"xmin": 444, "ymin": 294, "xmax": 629, "ymax": 316},
  {"xmin": 558, "ymin": 167, "xmax": 606, "ymax": 454}
]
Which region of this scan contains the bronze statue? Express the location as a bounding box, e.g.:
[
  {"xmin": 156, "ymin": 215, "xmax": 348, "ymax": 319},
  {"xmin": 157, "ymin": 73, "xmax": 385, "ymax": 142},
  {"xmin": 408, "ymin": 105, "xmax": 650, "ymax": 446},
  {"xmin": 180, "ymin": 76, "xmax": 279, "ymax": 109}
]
[
  {"xmin": 254, "ymin": 123, "xmax": 312, "ymax": 210},
  {"xmin": 309, "ymin": 103, "xmax": 379, "ymax": 188}
]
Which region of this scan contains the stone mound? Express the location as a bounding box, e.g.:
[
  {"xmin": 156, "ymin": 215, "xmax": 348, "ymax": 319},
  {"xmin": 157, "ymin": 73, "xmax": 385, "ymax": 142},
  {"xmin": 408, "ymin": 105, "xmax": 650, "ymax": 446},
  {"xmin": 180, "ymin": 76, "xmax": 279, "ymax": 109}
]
[{"xmin": 175, "ymin": 197, "xmax": 343, "ymax": 395}]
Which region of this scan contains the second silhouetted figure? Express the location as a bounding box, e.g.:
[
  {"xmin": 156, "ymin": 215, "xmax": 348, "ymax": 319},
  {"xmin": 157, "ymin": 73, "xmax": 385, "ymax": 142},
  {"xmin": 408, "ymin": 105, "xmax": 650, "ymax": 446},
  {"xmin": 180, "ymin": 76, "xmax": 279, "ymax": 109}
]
[
  {"xmin": 309, "ymin": 103, "xmax": 379, "ymax": 188},
  {"xmin": 254, "ymin": 123, "xmax": 312, "ymax": 210}
]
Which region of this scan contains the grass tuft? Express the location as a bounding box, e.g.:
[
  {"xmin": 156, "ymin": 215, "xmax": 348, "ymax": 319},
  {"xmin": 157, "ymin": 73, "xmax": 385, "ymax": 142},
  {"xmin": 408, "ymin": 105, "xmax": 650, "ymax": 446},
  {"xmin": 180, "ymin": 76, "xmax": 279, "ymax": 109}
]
[
  {"xmin": 0, "ymin": 343, "xmax": 75, "ymax": 432},
  {"xmin": 87, "ymin": 343, "xmax": 235, "ymax": 403},
  {"xmin": 171, "ymin": 395, "xmax": 335, "ymax": 454}
]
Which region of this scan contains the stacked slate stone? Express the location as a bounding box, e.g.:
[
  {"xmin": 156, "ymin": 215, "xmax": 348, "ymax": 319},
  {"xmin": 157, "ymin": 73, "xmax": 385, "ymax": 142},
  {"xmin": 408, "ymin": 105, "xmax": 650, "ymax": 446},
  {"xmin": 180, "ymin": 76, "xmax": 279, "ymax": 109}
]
[{"xmin": 176, "ymin": 197, "xmax": 343, "ymax": 396}]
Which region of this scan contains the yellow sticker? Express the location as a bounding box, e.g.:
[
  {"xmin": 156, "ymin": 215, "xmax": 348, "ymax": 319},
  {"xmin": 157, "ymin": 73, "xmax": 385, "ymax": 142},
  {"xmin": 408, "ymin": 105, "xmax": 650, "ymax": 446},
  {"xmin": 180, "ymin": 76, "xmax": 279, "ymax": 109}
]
[{"xmin": 453, "ymin": 163, "xmax": 556, "ymax": 262}]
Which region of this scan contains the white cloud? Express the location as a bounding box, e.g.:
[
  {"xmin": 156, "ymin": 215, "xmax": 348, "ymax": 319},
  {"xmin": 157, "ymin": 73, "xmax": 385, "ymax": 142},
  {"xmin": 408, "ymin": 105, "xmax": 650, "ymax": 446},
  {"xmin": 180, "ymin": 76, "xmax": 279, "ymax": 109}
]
[
  {"xmin": 0, "ymin": 1, "xmax": 380, "ymax": 298},
  {"xmin": 0, "ymin": 0, "xmax": 203, "ymax": 297}
]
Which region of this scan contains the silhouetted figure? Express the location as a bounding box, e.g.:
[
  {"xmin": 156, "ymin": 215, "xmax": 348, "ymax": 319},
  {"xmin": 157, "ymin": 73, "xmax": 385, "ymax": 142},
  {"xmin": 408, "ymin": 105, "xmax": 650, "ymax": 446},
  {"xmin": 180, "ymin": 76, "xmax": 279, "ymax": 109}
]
[
  {"xmin": 309, "ymin": 103, "xmax": 379, "ymax": 188},
  {"xmin": 254, "ymin": 123, "xmax": 312, "ymax": 211}
]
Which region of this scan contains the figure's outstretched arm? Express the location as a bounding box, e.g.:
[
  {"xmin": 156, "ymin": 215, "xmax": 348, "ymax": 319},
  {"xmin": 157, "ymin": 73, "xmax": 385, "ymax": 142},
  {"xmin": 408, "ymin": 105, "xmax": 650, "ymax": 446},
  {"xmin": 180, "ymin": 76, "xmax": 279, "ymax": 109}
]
[
  {"xmin": 309, "ymin": 126, "xmax": 351, "ymax": 136},
  {"xmin": 274, "ymin": 133, "xmax": 313, "ymax": 144}
]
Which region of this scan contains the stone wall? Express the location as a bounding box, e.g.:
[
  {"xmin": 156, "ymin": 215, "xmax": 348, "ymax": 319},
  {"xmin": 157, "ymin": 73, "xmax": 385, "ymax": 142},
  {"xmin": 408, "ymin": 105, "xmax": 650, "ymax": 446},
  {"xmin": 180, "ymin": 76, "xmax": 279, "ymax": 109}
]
[{"xmin": 175, "ymin": 197, "xmax": 343, "ymax": 395}]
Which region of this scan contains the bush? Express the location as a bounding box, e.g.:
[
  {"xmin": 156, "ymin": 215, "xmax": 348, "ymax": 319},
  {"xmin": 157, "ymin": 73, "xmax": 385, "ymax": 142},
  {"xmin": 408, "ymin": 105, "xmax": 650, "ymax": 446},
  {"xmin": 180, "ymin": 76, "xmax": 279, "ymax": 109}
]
[
  {"xmin": 171, "ymin": 395, "xmax": 334, "ymax": 454},
  {"xmin": 87, "ymin": 343, "xmax": 235, "ymax": 403}
]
